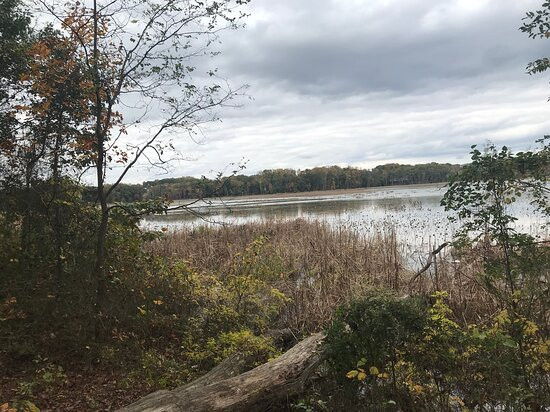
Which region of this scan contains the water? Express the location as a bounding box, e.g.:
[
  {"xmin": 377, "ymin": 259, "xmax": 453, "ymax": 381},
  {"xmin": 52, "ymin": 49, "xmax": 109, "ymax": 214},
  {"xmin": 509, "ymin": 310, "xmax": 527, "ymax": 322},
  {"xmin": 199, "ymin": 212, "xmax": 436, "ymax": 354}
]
[{"xmin": 142, "ymin": 183, "xmax": 548, "ymax": 257}]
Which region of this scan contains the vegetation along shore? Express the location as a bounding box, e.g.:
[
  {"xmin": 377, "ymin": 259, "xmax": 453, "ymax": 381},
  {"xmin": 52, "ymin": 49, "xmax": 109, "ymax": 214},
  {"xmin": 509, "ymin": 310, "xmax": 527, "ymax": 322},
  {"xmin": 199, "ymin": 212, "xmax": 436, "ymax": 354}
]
[{"xmin": 86, "ymin": 163, "xmax": 461, "ymax": 204}]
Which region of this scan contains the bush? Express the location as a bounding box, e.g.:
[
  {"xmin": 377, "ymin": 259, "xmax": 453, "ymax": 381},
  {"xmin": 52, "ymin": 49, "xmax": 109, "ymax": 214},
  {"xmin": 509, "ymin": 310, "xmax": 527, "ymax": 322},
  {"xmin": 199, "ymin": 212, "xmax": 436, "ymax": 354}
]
[
  {"xmin": 323, "ymin": 291, "xmax": 550, "ymax": 411},
  {"xmin": 323, "ymin": 291, "xmax": 427, "ymax": 409},
  {"xmin": 1, "ymin": 206, "xmax": 291, "ymax": 403}
]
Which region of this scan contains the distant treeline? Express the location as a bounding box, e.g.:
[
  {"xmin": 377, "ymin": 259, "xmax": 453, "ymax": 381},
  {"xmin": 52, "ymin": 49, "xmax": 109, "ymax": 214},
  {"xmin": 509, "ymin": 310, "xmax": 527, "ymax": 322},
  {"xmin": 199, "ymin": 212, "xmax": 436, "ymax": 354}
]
[{"xmin": 87, "ymin": 162, "xmax": 461, "ymax": 203}]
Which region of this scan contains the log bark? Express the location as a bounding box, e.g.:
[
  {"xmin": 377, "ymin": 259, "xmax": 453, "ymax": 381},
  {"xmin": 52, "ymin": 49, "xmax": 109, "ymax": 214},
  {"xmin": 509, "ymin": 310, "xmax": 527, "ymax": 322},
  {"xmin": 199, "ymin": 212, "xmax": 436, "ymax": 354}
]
[{"xmin": 118, "ymin": 332, "xmax": 324, "ymax": 412}]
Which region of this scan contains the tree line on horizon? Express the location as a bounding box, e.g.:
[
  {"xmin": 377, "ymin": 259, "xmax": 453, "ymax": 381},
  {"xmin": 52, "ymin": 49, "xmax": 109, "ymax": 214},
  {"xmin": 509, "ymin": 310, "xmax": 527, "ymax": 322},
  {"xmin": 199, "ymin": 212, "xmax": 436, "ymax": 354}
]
[{"xmin": 99, "ymin": 162, "xmax": 461, "ymax": 203}]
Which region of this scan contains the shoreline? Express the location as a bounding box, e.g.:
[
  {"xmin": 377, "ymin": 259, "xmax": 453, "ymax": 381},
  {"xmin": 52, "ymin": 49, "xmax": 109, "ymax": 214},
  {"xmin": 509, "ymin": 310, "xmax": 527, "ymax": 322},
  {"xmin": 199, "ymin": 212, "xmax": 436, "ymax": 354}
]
[{"xmin": 170, "ymin": 182, "xmax": 449, "ymax": 205}]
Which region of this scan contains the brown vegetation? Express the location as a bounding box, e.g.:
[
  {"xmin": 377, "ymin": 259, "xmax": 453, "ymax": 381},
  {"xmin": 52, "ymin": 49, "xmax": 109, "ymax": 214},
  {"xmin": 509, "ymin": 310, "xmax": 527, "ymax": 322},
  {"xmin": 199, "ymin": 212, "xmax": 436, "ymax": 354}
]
[
  {"xmin": 0, "ymin": 219, "xmax": 537, "ymax": 410},
  {"xmin": 3, "ymin": 219, "xmax": 416, "ymax": 410},
  {"xmin": 147, "ymin": 219, "xmax": 408, "ymax": 333},
  {"xmin": 148, "ymin": 219, "xmax": 492, "ymax": 329}
]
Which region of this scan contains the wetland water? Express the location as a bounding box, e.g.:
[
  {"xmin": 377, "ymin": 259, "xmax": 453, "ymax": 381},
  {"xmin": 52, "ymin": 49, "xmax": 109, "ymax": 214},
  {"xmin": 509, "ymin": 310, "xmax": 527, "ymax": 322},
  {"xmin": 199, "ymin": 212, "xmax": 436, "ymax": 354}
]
[{"xmin": 143, "ymin": 183, "xmax": 548, "ymax": 259}]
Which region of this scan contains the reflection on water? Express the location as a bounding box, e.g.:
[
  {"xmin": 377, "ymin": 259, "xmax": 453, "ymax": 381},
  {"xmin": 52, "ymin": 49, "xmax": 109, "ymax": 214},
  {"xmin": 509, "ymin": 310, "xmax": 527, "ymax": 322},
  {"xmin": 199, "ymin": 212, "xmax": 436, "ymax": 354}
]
[{"xmin": 143, "ymin": 183, "xmax": 548, "ymax": 256}]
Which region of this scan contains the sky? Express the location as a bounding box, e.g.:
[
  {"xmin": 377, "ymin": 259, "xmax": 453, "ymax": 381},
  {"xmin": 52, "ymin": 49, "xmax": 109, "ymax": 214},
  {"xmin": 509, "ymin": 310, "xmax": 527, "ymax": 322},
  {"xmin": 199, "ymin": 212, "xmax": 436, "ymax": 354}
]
[{"xmin": 120, "ymin": 0, "xmax": 550, "ymax": 183}]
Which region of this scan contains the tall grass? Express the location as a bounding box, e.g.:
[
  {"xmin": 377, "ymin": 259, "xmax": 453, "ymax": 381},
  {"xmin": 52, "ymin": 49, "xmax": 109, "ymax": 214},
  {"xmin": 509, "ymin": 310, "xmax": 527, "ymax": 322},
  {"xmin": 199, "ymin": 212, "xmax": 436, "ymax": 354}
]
[{"xmin": 147, "ymin": 219, "xmax": 494, "ymax": 333}]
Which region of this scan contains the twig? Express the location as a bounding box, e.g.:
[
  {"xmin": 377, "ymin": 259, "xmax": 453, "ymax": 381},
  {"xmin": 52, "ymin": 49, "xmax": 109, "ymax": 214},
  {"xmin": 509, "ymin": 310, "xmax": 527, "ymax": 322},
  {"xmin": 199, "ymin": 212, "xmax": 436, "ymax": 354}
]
[{"xmin": 409, "ymin": 242, "xmax": 450, "ymax": 284}]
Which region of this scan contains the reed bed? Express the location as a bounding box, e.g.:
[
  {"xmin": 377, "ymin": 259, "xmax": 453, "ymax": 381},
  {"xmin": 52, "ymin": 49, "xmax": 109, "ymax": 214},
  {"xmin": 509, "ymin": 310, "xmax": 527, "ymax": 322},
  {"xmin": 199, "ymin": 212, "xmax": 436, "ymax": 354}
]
[{"xmin": 146, "ymin": 219, "xmax": 495, "ymax": 332}]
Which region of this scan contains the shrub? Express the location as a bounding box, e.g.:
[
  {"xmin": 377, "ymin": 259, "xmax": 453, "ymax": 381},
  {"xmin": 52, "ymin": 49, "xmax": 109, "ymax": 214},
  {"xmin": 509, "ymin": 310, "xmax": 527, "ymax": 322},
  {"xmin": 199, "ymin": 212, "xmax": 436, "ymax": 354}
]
[
  {"xmin": 323, "ymin": 291, "xmax": 550, "ymax": 410},
  {"xmin": 323, "ymin": 291, "xmax": 426, "ymax": 409}
]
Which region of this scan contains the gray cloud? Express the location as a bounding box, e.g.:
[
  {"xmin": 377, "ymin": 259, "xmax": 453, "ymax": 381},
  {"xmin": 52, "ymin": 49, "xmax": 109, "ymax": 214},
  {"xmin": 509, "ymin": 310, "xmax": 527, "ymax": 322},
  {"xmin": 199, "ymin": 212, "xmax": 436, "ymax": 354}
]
[
  {"xmin": 115, "ymin": 0, "xmax": 550, "ymax": 183},
  {"xmin": 219, "ymin": 0, "xmax": 546, "ymax": 95}
]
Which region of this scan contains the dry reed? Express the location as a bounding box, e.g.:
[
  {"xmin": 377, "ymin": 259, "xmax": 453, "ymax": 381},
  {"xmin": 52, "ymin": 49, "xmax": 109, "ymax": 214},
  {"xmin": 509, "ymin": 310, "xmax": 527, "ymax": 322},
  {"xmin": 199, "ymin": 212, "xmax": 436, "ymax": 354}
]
[{"xmin": 146, "ymin": 219, "xmax": 496, "ymax": 333}]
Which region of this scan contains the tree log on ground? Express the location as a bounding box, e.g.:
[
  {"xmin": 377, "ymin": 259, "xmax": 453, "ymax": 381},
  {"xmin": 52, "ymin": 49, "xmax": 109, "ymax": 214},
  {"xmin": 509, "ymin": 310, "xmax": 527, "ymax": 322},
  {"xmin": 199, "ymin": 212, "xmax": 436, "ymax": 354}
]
[{"xmin": 118, "ymin": 332, "xmax": 324, "ymax": 412}]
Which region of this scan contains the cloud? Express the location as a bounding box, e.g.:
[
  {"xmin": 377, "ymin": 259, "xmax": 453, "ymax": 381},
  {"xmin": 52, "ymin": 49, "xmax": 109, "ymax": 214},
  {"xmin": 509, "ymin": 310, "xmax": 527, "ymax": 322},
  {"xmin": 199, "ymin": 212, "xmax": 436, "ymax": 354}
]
[
  {"xmin": 219, "ymin": 0, "xmax": 544, "ymax": 94},
  {"xmin": 111, "ymin": 0, "xmax": 550, "ymax": 183}
]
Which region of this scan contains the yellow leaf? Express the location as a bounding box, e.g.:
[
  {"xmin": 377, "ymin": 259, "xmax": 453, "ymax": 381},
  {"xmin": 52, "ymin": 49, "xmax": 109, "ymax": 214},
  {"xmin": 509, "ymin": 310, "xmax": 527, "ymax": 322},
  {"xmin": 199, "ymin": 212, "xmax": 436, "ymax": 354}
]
[
  {"xmin": 346, "ymin": 370, "xmax": 358, "ymax": 379},
  {"xmin": 153, "ymin": 299, "xmax": 163, "ymax": 305},
  {"xmin": 369, "ymin": 366, "xmax": 379, "ymax": 375},
  {"xmin": 357, "ymin": 371, "xmax": 367, "ymax": 381},
  {"xmin": 23, "ymin": 401, "xmax": 40, "ymax": 412},
  {"xmin": 0, "ymin": 404, "xmax": 17, "ymax": 412},
  {"xmin": 412, "ymin": 384, "xmax": 424, "ymax": 394}
]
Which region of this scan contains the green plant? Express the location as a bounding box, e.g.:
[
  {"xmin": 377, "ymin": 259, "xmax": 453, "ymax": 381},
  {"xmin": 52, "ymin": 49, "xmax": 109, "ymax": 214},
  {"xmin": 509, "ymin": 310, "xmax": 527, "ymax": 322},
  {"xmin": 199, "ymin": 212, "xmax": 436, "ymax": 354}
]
[
  {"xmin": 206, "ymin": 329, "xmax": 279, "ymax": 367},
  {"xmin": 128, "ymin": 349, "xmax": 188, "ymax": 390},
  {"xmin": 224, "ymin": 236, "xmax": 290, "ymax": 331},
  {"xmin": 34, "ymin": 358, "xmax": 66, "ymax": 387},
  {"xmin": 14, "ymin": 382, "xmax": 35, "ymax": 398},
  {"xmin": 290, "ymin": 398, "xmax": 329, "ymax": 412},
  {"xmin": 323, "ymin": 291, "xmax": 427, "ymax": 409},
  {"xmin": 441, "ymin": 141, "xmax": 550, "ymax": 311},
  {"xmin": 441, "ymin": 140, "xmax": 550, "ymax": 408},
  {"xmin": 12, "ymin": 357, "xmax": 66, "ymax": 406},
  {"xmin": 324, "ymin": 289, "xmax": 550, "ymax": 410}
]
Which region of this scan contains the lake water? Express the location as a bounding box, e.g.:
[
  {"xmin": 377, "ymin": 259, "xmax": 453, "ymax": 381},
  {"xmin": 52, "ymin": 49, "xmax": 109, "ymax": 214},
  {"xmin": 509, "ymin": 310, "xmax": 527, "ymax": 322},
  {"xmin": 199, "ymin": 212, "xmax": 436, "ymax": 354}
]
[{"xmin": 142, "ymin": 183, "xmax": 548, "ymax": 259}]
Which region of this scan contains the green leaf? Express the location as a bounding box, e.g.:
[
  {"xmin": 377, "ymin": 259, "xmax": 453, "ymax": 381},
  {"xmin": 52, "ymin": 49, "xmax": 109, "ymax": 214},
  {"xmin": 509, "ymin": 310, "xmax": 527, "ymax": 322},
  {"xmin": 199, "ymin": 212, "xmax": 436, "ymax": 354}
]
[{"xmin": 502, "ymin": 338, "xmax": 517, "ymax": 348}]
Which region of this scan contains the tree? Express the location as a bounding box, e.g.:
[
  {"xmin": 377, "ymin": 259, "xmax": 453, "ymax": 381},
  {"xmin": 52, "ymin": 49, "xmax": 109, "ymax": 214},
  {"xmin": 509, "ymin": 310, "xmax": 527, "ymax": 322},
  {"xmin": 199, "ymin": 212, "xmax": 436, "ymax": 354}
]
[
  {"xmin": 0, "ymin": 0, "xmax": 30, "ymax": 98},
  {"xmin": 0, "ymin": 0, "xmax": 31, "ymax": 178},
  {"xmin": 442, "ymin": 140, "xmax": 549, "ymax": 290},
  {"xmin": 35, "ymin": 0, "xmax": 251, "ymax": 340},
  {"xmin": 441, "ymin": 140, "xmax": 550, "ymax": 408},
  {"xmin": 521, "ymin": 2, "xmax": 550, "ymax": 78}
]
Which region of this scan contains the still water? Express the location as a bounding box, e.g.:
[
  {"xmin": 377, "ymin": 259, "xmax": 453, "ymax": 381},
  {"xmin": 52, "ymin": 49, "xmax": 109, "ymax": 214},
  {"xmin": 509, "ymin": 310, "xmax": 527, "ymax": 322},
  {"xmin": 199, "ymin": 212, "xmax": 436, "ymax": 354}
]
[{"xmin": 143, "ymin": 183, "xmax": 548, "ymax": 257}]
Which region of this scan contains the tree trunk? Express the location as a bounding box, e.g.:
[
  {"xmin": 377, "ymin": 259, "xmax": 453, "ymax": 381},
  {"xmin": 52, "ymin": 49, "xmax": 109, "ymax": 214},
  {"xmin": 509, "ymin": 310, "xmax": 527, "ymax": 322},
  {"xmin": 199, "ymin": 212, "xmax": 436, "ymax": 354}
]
[
  {"xmin": 118, "ymin": 332, "xmax": 324, "ymax": 412},
  {"xmin": 91, "ymin": 0, "xmax": 108, "ymax": 343},
  {"xmin": 52, "ymin": 131, "xmax": 63, "ymax": 284},
  {"xmin": 93, "ymin": 207, "xmax": 108, "ymax": 341}
]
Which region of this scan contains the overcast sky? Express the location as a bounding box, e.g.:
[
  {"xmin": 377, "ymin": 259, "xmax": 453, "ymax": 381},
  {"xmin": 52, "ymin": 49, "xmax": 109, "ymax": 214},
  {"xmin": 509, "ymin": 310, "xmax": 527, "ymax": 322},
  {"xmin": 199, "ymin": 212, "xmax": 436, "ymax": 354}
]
[{"xmin": 121, "ymin": 0, "xmax": 550, "ymax": 182}]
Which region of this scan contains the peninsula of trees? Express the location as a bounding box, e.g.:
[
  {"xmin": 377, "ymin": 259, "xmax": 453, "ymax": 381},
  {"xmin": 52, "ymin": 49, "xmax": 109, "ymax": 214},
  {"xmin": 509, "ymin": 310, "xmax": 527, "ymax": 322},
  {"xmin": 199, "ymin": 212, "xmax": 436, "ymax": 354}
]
[{"xmin": 103, "ymin": 162, "xmax": 461, "ymax": 203}]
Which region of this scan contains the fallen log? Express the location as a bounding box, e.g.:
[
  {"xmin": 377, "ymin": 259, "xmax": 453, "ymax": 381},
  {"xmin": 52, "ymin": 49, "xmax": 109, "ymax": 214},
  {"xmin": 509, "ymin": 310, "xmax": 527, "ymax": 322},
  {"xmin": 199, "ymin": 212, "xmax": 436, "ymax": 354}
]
[{"xmin": 118, "ymin": 332, "xmax": 324, "ymax": 412}]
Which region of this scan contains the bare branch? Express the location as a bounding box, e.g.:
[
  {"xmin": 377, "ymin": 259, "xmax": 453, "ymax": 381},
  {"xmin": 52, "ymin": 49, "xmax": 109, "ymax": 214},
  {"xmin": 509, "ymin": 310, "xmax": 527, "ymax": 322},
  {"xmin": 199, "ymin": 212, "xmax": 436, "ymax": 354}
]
[{"xmin": 409, "ymin": 242, "xmax": 450, "ymax": 284}]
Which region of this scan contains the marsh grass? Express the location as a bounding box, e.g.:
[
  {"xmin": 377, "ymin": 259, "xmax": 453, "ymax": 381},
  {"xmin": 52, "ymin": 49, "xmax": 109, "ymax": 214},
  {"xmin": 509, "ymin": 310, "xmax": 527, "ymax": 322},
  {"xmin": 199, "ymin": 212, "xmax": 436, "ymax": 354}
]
[
  {"xmin": 147, "ymin": 219, "xmax": 494, "ymax": 332},
  {"xmin": 409, "ymin": 242, "xmax": 498, "ymax": 321}
]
